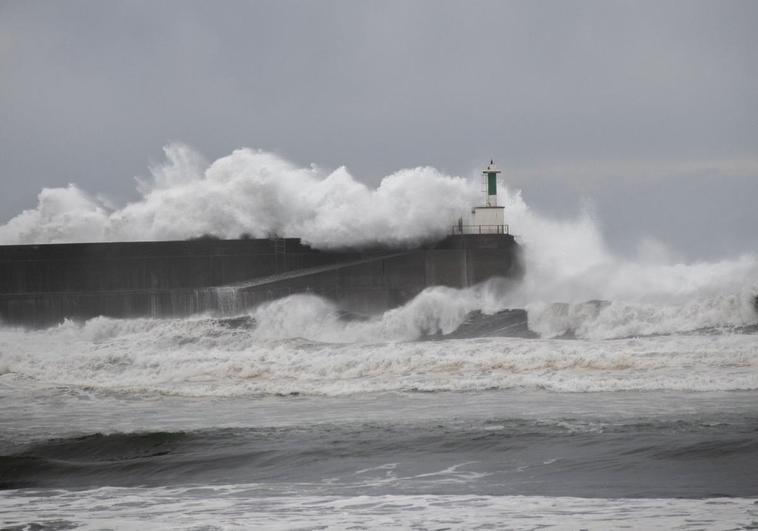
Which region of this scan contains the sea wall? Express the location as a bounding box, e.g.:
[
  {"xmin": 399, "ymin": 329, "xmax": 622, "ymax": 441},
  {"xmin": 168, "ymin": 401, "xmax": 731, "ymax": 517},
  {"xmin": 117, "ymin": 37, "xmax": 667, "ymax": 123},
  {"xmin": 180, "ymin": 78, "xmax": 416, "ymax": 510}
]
[
  {"xmin": 0, "ymin": 239, "xmax": 352, "ymax": 293},
  {"xmin": 0, "ymin": 235, "xmax": 522, "ymax": 326}
]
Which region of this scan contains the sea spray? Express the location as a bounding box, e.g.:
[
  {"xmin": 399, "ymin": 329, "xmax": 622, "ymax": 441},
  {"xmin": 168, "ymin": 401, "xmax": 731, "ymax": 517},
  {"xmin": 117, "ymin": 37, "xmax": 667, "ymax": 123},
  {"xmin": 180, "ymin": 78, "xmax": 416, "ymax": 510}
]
[
  {"xmin": 526, "ymin": 289, "xmax": 758, "ymax": 339},
  {"xmin": 0, "ymin": 144, "xmax": 477, "ymax": 248},
  {"xmin": 249, "ymin": 279, "xmax": 511, "ymax": 343}
]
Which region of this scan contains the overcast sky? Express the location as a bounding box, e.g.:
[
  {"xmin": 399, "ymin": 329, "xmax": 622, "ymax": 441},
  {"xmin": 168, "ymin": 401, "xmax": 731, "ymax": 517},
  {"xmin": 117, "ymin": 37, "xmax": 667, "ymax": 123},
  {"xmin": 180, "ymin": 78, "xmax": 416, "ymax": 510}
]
[{"xmin": 1, "ymin": 0, "xmax": 756, "ymax": 259}]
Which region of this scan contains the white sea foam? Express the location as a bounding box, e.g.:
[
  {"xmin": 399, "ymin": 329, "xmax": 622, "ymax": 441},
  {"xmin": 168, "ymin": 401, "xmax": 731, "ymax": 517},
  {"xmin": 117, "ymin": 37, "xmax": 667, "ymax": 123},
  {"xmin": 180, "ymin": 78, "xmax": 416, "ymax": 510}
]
[
  {"xmin": 247, "ymin": 278, "xmax": 758, "ymax": 341},
  {"xmin": 492, "ymin": 183, "xmax": 758, "ymax": 338},
  {"xmin": 0, "ymin": 487, "xmax": 755, "ymax": 531},
  {"xmin": 527, "ymin": 287, "xmax": 758, "ymax": 339},
  {"xmin": 0, "ymin": 143, "xmax": 477, "ymax": 248},
  {"xmin": 250, "ymin": 283, "xmax": 508, "ymax": 343},
  {"xmin": 1, "ymin": 313, "xmax": 756, "ymax": 396},
  {"xmin": 496, "ymin": 185, "xmax": 758, "ymax": 319}
]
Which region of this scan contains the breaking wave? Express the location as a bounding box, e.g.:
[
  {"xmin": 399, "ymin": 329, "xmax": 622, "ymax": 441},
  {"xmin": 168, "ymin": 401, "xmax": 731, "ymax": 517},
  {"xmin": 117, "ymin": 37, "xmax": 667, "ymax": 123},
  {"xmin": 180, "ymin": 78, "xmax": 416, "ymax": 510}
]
[
  {"xmin": 527, "ymin": 290, "xmax": 758, "ymax": 339},
  {"xmin": 243, "ymin": 279, "xmax": 758, "ymax": 341},
  {"xmin": 0, "ymin": 143, "xmax": 477, "ymax": 249},
  {"xmin": 0, "ymin": 303, "xmax": 756, "ymax": 396}
]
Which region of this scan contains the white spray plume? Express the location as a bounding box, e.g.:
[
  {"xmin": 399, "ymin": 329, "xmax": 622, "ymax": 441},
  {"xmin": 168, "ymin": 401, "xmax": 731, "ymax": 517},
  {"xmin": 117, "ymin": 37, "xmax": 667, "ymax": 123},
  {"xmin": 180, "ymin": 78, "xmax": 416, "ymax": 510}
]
[
  {"xmin": 494, "ymin": 186, "xmax": 758, "ymax": 336},
  {"xmin": 0, "ymin": 143, "xmax": 478, "ymax": 249}
]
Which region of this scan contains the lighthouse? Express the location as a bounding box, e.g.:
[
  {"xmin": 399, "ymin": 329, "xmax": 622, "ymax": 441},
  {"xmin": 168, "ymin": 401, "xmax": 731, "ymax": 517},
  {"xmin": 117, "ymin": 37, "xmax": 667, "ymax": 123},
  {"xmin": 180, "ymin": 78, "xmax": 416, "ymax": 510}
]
[{"xmin": 458, "ymin": 159, "xmax": 506, "ymax": 235}]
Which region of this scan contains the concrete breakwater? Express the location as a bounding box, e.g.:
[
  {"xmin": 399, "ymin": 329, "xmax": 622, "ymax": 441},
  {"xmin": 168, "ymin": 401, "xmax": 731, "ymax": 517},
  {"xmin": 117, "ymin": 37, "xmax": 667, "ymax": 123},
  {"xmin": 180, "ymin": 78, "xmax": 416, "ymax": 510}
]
[{"xmin": 0, "ymin": 235, "xmax": 522, "ymax": 327}]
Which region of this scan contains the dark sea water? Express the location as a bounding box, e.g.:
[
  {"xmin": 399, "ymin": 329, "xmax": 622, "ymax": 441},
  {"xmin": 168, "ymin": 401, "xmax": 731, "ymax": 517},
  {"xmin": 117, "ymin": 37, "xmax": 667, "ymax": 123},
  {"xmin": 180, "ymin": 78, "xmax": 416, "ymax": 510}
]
[{"xmin": 1, "ymin": 295, "xmax": 757, "ymax": 530}]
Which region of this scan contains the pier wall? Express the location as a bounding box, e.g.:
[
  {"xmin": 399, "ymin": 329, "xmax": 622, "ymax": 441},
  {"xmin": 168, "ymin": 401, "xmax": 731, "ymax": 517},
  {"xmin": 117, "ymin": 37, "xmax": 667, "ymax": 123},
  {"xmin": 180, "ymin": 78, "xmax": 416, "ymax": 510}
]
[
  {"xmin": 0, "ymin": 235, "xmax": 521, "ymax": 326},
  {"xmin": 0, "ymin": 239, "xmax": 352, "ymax": 293}
]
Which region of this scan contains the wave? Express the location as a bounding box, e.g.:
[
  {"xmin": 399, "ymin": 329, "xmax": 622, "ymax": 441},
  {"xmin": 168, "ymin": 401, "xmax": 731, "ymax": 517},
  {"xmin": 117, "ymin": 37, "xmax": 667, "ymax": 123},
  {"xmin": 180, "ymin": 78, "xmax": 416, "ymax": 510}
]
[
  {"xmin": 245, "ymin": 283, "xmax": 758, "ymax": 341},
  {"xmin": 0, "ymin": 143, "xmax": 477, "ymax": 249},
  {"xmin": 526, "ymin": 289, "xmax": 758, "ymax": 339},
  {"xmin": 3, "ymin": 416, "xmax": 757, "ymax": 492},
  {"xmin": 1, "ymin": 308, "xmax": 756, "ymax": 396}
]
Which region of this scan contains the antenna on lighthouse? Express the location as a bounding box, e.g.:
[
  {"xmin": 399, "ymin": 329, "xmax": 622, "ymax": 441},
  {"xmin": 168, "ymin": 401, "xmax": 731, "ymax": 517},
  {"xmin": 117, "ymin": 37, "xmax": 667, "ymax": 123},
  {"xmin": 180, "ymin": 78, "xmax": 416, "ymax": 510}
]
[{"xmin": 482, "ymin": 160, "xmax": 501, "ymax": 207}]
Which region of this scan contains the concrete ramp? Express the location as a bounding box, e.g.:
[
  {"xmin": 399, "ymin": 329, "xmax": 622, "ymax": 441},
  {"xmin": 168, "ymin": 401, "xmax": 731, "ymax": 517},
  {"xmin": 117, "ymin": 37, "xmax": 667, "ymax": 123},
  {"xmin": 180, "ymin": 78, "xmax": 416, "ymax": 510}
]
[{"xmin": 228, "ymin": 251, "xmax": 414, "ymax": 290}]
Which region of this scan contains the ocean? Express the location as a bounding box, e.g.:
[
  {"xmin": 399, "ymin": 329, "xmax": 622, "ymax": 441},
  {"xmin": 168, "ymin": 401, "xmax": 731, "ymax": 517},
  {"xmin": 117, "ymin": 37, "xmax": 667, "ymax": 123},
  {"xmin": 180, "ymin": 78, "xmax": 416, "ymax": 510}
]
[{"xmin": 1, "ymin": 289, "xmax": 757, "ymax": 530}]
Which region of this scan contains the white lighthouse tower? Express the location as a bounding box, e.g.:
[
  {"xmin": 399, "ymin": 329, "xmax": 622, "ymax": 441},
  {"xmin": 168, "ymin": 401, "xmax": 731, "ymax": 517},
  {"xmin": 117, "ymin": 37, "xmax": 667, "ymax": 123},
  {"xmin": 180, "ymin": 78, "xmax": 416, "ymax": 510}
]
[{"xmin": 461, "ymin": 160, "xmax": 506, "ymax": 234}]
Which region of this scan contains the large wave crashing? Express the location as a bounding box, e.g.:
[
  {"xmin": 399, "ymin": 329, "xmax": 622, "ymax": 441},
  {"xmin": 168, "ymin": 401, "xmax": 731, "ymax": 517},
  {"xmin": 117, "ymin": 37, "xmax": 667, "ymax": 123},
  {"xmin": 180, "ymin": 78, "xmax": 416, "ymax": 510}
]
[
  {"xmin": 495, "ymin": 186, "xmax": 758, "ymax": 338},
  {"xmin": 0, "ymin": 143, "xmax": 478, "ymax": 248}
]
